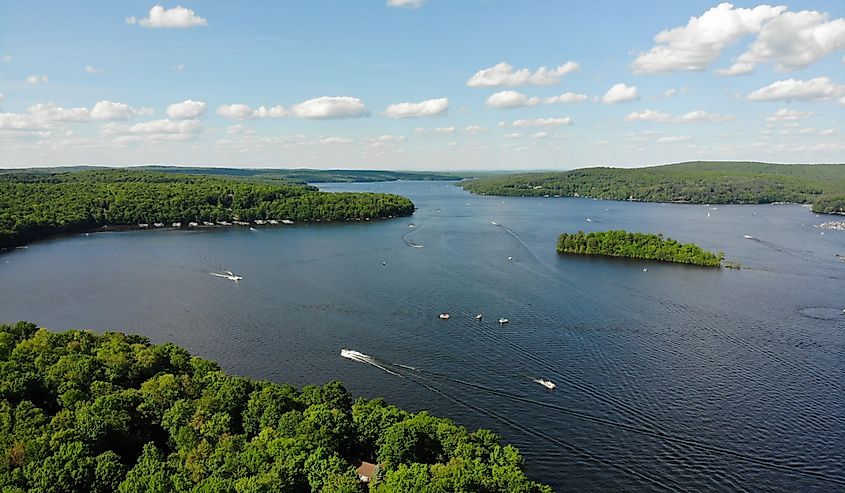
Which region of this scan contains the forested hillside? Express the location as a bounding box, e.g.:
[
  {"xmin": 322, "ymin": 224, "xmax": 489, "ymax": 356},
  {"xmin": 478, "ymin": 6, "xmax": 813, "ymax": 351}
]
[
  {"xmin": 0, "ymin": 322, "xmax": 550, "ymax": 492},
  {"xmin": 0, "ymin": 170, "xmax": 415, "ymax": 249},
  {"xmin": 461, "ymin": 161, "xmax": 845, "ymax": 213}
]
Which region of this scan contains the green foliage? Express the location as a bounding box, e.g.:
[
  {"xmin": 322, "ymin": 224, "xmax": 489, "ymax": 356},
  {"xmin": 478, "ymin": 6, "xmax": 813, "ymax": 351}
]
[
  {"xmin": 0, "ymin": 324, "xmax": 550, "ymax": 492},
  {"xmin": 557, "ymin": 230, "xmax": 723, "ymax": 267},
  {"xmin": 811, "ymin": 195, "xmax": 845, "ymax": 214},
  {"xmin": 462, "ymin": 161, "xmax": 845, "ymax": 212},
  {"xmin": 0, "ymin": 169, "xmax": 415, "ymax": 249}
]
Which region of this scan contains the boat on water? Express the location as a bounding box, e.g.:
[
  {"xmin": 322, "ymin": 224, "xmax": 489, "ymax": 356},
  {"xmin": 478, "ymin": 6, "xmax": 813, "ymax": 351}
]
[
  {"xmin": 744, "ymin": 235, "xmax": 754, "ymax": 239},
  {"xmin": 381, "ymin": 261, "xmax": 387, "ymax": 265},
  {"xmin": 439, "ymin": 313, "xmax": 450, "ymax": 320},
  {"xmin": 507, "ymin": 256, "xmax": 513, "ymax": 261},
  {"xmin": 491, "ymin": 221, "xmax": 498, "ymax": 225},
  {"xmin": 586, "ymin": 218, "xmax": 592, "ymax": 222},
  {"xmin": 498, "ymin": 318, "xmax": 509, "ymax": 324},
  {"xmin": 249, "ymin": 227, "xmax": 257, "ymax": 231},
  {"xmin": 210, "ymin": 270, "xmax": 242, "ymax": 282},
  {"xmin": 533, "ymin": 378, "xmax": 556, "ymax": 390},
  {"xmin": 643, "ymin": 268, "xmax": 648, "ymax": 272},
  {"xmin": 476, "ymin": 314, "xmax": 483, "ymax": 320}
]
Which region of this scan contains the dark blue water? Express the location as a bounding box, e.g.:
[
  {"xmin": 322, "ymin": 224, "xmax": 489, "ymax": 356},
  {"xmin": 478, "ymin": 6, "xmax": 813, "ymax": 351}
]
[{"xmin": 1, "ymin": 181, "xmax": 843, "ymax": 492}]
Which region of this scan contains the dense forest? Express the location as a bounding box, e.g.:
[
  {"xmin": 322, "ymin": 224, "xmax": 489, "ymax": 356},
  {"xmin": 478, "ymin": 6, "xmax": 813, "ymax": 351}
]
[
  {"xmin": 0, "ymin": 322, "xmax": 551, "ymax": 493},
  {"xmin": 139, "ymin": 167, "xmax": 465, "ymax": 185},
  {"xmin": 557, "ymin": 230, "xmax": 723, "ymax": 267},
  {"xmin": 0, "ymin": 170, "xmax": 415, "ymax": 249},
  {"xmin": 812, "ymin": 196, "xmax": 845, "ymax": 215},
  {"xmin": 461, "ymin": 162, "xmax": 845, "ymax": 213}
]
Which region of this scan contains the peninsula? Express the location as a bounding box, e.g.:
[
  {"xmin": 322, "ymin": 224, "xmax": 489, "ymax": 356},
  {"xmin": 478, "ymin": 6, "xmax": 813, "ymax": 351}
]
[{"xmin": 0, "ymin": 169, "xmax": 415, "ymax": 249}]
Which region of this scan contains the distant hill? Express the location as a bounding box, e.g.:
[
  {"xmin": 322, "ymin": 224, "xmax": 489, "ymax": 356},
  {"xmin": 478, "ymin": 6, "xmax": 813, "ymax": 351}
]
[{"xmin": 460, "ymin": 161, "xmax": 845, "ymax": 214}]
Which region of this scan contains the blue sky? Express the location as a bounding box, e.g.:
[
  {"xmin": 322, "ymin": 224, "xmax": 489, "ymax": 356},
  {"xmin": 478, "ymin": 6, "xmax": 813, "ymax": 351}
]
[{"xmin": 1, "ymin": 1, "xmax": 844, "ymax": 170}]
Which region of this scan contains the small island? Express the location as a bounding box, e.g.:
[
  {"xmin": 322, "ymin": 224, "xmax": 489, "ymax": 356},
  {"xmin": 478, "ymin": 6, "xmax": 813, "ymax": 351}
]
[
  {"xmin": 0, "ymin": 322, "xmax": 551, "ymax": 492},
  {"xmin": 557, "ymin": 230, "xmax": 723, "ymax": 267}
]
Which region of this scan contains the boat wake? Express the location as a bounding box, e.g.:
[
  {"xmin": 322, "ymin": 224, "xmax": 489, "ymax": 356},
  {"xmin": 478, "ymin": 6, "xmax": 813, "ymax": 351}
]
[
  {"xmin": 210, "ymin": 270, "xmax": 242, "ymax": 282},
  {"xmin": 339, "ymin": 349, "xmax": 403, "ymax": 377}
]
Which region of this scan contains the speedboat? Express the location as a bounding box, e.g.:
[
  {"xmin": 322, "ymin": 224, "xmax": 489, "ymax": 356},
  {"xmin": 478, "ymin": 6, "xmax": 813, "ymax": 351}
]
[
  {"xmin": 744, "ymin": 235, "xmax": 754, "ymax": 239},
  {"xmin": 476, "ymin": 314, "xmax": 483, "ymax": 320},
  {"xmin": 498, "ymin": 318, "xmax": 509, "ymax": 324},
  {"xmin": 439, "ymin": 313, "xmax": 450, "ymax": 320},
  {"xmin": 533, "ymin": 378, "xmax": 556, "ymax": 390}
]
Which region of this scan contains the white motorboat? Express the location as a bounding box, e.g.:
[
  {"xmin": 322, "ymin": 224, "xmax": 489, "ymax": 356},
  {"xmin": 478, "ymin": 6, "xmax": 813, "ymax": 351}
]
[
  {"xmin": 439, "ymin": 313, "xmax": 450, "ymax": 320},
  {"xmin": 533, "ymin": 378, "xmax": 556, "ymax": 390}
]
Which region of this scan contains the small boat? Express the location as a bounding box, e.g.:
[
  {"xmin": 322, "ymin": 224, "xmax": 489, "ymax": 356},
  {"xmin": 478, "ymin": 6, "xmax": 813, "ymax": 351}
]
[
  {"xmin": 210, "ymin": 271, "xmax": 242, "ymax": 282},
  {"xmin": 643, "ymin": 268, "xmax": 648, "ymax": 272},
  {"xmin": 533, "ymin": 378, "xmax": 556, "ymax": 390},
  {"xmin": 586, "ymin": 218, "xmax": 592, "ymax": 222},
  {"xmin": 476, "ymin": 314, "xmax": 483, "ymax": 320},
  {"xmin": 498, "ymin": 318, "xmax": 509, "ymax": 324},
  {"xmin": 744, "ymin": 235, "xmax": 754, "ymax": 239},
  {"xmin": 249, "ymin": 227, "xmax": 257, "ymax": 232},
  {"xmin": 439, "ymin": 313, "xmax": 450, "ymax": 320},
  {"xmin": 491, "ymin": 221, "xmax": 498, "ymax": 225},
  {"xmin": 381, "ymin": 261, "xmax": 387, "ymax": 266},
  {"xmin": 507, "ymin": 256, "xmax": 513, "ymax": 261},
  {"xmin": 409, "ymin": 224, "xmax": 415, "ymax": 228}
]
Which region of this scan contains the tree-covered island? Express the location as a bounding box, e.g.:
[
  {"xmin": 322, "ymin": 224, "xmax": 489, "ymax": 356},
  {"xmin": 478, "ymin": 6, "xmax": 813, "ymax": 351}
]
[
  {"xmin": 0, "ymin": 170, "xmax": 416, "ymax": 250},
  {"xmin": 461, "ymin": 161, "xmax": 845, "ymax": 214},
  {"xmin": 0, "ymin": 322, "xmax": 551, "ymax": 492},
  {"xmin": 557, "ymin": 230, "xmax": 723, "ymax": 267}
]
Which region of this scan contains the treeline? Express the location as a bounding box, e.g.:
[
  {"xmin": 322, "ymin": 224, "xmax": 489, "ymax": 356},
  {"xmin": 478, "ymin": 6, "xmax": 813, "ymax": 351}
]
[
  {"xmin": 138, "ymin": 167, "xmax": 465, "ymax": 184},
  {"xmin": 812, "ymin": 195, "xmax": 845, "ymax": 214},
  {"xmin": 0, "ymin": 170, "xmax": 415, "ymax": 249},
  {"xmin": 0, "ymin": 322, "xmax": 551, "ymax": 493},
  {"xmin": 461, "ymin": 161, "xmax": 845, "ymax": 212},
  {"xmin": 557, "ymin": 230, "xmax": 723, "ymax": 267}
]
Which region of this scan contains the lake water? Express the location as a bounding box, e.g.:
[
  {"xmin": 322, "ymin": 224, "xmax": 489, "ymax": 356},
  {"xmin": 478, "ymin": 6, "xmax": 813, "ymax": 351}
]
[{"xmin": 1, "ymin": 181, "xmax": 843, "ymax": 492}]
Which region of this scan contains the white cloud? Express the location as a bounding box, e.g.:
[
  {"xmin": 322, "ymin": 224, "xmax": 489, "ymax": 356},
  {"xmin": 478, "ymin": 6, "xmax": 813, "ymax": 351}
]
[
  {"xmin": 127, "ymin": 5, "xmax": 208, "ymax": 29},
  {"xmin": 101, "ymin": 118, "xmax": 202, "ymax": 144},
  {"xmin": 167, "ymin": 99, "xmax": 207, "ymax": 119},
  {"xmin": 747, "ymin": 77, "xmax": 845, "ymax": 102},
  {"xmin": 820, "ymin": 128, "xmax": 836, "ymax": 136},
  {"xmin": 462, "ymin": 125, "xmax": 487, "ymax": 135},
  {"xmin": 0, "ymin": 55, "xmax": 11, "ymax": 63},
  {"xmin": 511, "ymin": 117, "xmax": 572, "ymax": 127},
  {"xmin": 467, "ymin": 61, "xmax": 579, "ymax": 87},
  {"xmin": 172, "ymin": 64, "xmax": 185, "ymax": 72},
  {"xmin": 543, "ymin": 92, "xmax": 588, "ymax": 104},
  {"xmin": 632, "ymin": 3, "xmax": 786, "ymax": 73},
  {"xmin": 320, "ymin": 137, "xmax": 353, "ymax": 144},
  {"xmin": 434, "ymin": 127, "xmax": 455, "ymax": 134},
  {"xmin": 663, "ymin": 88, "xmax": 689, "ymax": 98},
  {"xmin": 25, "ymin": 74, "xmax": 48, "ymax": 85},
  {"xmin": 90, "ymin": 100, "xmax": 154, "ymax": 121},
  {"xmin": 84, "ymin": 65, "xmax": 102, "ymax": 74},
  {"xmin": 624, "ymin": 109, "xmax": 735, "ymax": 123},
  {"xmin": 657, "ymin": 135, "xmax": 691, "ymax": 144},
  {"xmin": 0, "ymin": 93, "xmax": 4, "ymax": 101},
  {"xmin": 602, "ymin": 83, "xmax": 638, "ymax": 104},
  {"xmin": 731, "ymin": 10, "xmax": 845, "ymax": 73},
  {"xmin": 503, "ymin": 132, "xmax": 521, "ymax": 139},
  {"xmin": 676, "ymin": 110, "xmax": 736, "ymax": 123},
  {"xmin": 373, "ymin": 134, "xmax": 405, "ymax": 142},
  {"xmin": 0, "ymin": 103, "xmax": 89, "ymax": 131},
  {"xmin": 289, "ymin": 96, "xmax": 369, "ymax": 119},
  {"xmin": 384, "ymin": 97, "xmax": 448, "ymax": 118},
  {"xmin": 531, "ymin": 131, "xmax": 548, "ymax": 139},
  {"xmin": 766, "ymin": 108, "xmax": 814, "ymax": 122},
  {"xmin": 387, "ymin": 0, "xmax": 425, "ymax": 8},
  {"xmin": 715, "ymin": 62, "xmax": 755, "ymax": 76},
  {"xmin": 485, "ymin": 90, "xmax": 541, "ymax": 109},
  {"xmin": 216, "ymin": 104, "xmax": 286, "ymax": 120}
]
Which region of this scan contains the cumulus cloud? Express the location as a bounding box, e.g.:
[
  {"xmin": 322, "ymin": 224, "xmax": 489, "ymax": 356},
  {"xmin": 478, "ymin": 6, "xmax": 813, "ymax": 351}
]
[
  {"xmin": 384, "ymin": 97, "xmax": 449, "ymax": 118},
  {"xmin": 715, "ymin": 62, "xmax": 756, "ymax": 76},
  {"xmin": 90, "ymin": 100, "xmax": 154, "ymax": 120},
  {"xmin": 730, "ymin": 10, "xmax": 845, "ymax": 73},
  {"xmin": 531, "ymin": 131, "xmax": 548, "ymax": 139},
  {"xmin": 510, "ymin": 117, "xmax": 572, "ymax": 127},
  {"xmin": 126, "ymin": 5, "xmax": 208, "ymax": 28},
  {"xmin": 289, "ymin": 96, "xmax": 369, "ymax": 119},
  {"xmin": 503, "ymin": 132, "xmax": 521, "ymax": 139},
  {"xmin": 216, "ymin": 104, "xmax": 286, "ymax": 120},
  {"xmin": 624, "ymin": 109, "xmax": 735, "ymax": 123},
  {"xmin": 747, "ymin": 77, "xmax": 845, "ymax": 102},
  {"xmin": 663, "ymin": 88, "xmax": 689, "ymax": 98},
  {"xmin": 467, "ymin": 61, "xmax": 579, "ymax": 87},
  {"xmin": 766, "ymin": 108, "xmax": 814, "ymax": 122},
  {"xmin": 0, "ymin": 103, "xmax": 89, "ymax": 131},
  {"xmin": 84, "ymin": 65, "xmax": 102, "ymax": 74},
  {"xmin": 631, "ymin": 3, "xmax": 786, "ymax": 73},
  {"xmin": 26, "ymin": 74, "xmax": 48, "ymax": 85},
  {"xmin": 485, "ymin": 90, "xmax": 541, "ymax": 109},
  {"xmin": 167, "ymin": 99, "xmax": 207, "ymax": 119},
  {"xmin": 543, "ymin": 92, "xmax": 588, "ymax": 104},
  {"xmin": 387, "ymin": 0, "xmax": 425, "ymax": 8},
  {"xmin": 462, "ymin": 125, "xmax": 487, "ymax": 135},
  {"xmin": 602, "ymin": 83, "xmax": 638, "ymax": 104},
  {"xmin": 819, "ymin": 128, "xmax": 836, "ymax": 136}
]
